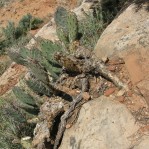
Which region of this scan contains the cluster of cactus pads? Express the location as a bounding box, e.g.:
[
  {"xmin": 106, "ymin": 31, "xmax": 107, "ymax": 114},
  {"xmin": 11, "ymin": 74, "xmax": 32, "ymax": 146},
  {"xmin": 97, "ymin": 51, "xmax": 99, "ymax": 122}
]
[
  {"xmin": 5, "ymin": 7, "xmax": 80, "ymax": 149},
  {"xmin": 9, "ymin": 40, "xmax": 63, "ymax": 116},
  {"xmin": 54, "ymin": 7, "xmax": 79, "ymax": 49},
  {"xmin": 8, "ymin": 7, "xmax": 79, "ymax": 117}
]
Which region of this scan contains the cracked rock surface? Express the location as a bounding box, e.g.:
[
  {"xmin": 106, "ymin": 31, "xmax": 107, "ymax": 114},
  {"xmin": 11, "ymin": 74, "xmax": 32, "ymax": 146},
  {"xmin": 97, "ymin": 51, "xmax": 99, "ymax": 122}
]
[{"xmin": 60, "ymin": 96, "xmax": 139, "ymax": 149}]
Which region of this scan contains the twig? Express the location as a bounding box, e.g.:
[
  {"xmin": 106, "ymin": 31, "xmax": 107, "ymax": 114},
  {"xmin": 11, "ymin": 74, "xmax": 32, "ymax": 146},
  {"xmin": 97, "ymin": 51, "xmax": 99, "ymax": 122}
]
[
  {"xmin": 53, "ymin": 93, "xmax": 83, "ymax": 149},
  {"xmin": 94, "ymin": 60, "xmax": 128, "ymax": 90}
]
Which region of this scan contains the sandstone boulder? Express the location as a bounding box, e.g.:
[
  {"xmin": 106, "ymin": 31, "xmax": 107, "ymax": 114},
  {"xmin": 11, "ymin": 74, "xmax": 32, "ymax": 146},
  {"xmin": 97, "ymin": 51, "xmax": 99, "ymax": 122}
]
[
  {"xmin": 60, "ymin": 96, "xmax": 139, "ymax": 149},
  {"xmin": 94, "ymin": 3, "xmax": 149, "ymax": 91},
  {"xmin": 94, "ymin": 4, "xmax": 149, "ymax": 59}
]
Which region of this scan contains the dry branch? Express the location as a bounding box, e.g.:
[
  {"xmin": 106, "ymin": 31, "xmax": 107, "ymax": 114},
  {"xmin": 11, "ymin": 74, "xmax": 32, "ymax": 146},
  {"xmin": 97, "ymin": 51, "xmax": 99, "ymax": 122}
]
[
  {"xmin": 54, "ymin": 52, "xmax": 128, "ymax": 90},
  {"xmin": 53, "ymin": 93, "xmax": 83, "ymax": 149}
]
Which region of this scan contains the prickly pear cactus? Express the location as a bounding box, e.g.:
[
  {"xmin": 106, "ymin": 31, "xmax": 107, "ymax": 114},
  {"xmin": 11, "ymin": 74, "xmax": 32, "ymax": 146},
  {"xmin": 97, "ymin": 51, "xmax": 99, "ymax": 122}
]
[
  {"xmin": 40, "ymin": 40, "xmax": 62, "ymax": 79},
  {"xmin": 67, "ymin": 11, "xmax": 78, "ymax": 43},
  {"xmin": 56, "ymin": 26, "xmax": 69, "ymax": 48},
  {"xmin": 54, "ymin": 6, "xmax": 79, "ymax": 48},
  {"xmin": 54, "ymin": 6, "xmax": 68, "ymax": 32},
  {"xmin": 13, "ymin": 86, "xmax": 37, "ymax": 107},
  {"xmin": 12, "ymin": 86, "xmax": 39, "ymax": 115},
  {"xmin": 25, "ymin": 76, "xmax": 52, "ymax": 97},
  {"xmin": 40, "ymin": 40, "xmax": 62, "ymax": 63}
]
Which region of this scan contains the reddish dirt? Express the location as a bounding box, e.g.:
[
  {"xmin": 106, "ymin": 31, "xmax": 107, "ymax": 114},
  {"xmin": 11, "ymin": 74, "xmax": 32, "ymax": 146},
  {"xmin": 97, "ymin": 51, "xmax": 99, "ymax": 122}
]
[
  {"xmin": 0, "ymin": 63, "xmax": 27, "ymax": 96},
  {"xmin": 0, "ymin": 0, "xmax": 77, "ymax": 27},
  {"xmin": 105, "ymin": 53, "xmax": 149, "ymax": 126}
]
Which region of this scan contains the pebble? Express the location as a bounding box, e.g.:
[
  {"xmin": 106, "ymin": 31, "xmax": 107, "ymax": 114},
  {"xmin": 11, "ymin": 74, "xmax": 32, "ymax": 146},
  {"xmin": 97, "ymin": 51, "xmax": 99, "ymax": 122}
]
[
  {"xmin": 104, "ymin": 87, "xmax": 116, "ymax": 96},
  {"xmin": 126, "ymin": 91, "xmax": 133, "ymax": 97},
  {"xmin": 83, "ymin": 92, "xmax": 91, "ymax": 101},
  {"xmin": 117, "ymin": 96, "xmax": 125, "ymax": 103},
  {"xmin": 107, "ymin": 65, "xmax": 116, "ymax": 72},
  {"xmin": 66, "ymin": 124, "xmax": 72, "ymax": 129},
  {"xmin": 117, "ymin": 89, "xmax": 125, "ymax": 97},
  {"xmin": 102, "ymin": 57, "xmax": 109, "ymax": 63}
]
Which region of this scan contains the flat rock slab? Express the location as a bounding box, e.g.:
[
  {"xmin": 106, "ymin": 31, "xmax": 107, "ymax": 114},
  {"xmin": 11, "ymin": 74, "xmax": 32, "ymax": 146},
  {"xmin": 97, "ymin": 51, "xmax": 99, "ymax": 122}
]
[
  {"xmin": 94, "ymin": 3, "xmax": 149, "ymax": 87},
  {"xmin": 94, "ymin": 4, "xmax": 149, "ymax": 59},
  {"xmin": 60, "ymin": 96, "xmax": 139, "ymax": 149}
]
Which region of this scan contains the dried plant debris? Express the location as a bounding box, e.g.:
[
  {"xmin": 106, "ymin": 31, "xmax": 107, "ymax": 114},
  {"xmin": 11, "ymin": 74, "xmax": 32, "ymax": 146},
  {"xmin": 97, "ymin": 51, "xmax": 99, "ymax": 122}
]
[
  {"xmin": 32, "ymin": 97, "xmax": 68, "ymax": 148},
  {"xmin": 54, "ymin": 49, "xmax": 128, "ymax": 90}
]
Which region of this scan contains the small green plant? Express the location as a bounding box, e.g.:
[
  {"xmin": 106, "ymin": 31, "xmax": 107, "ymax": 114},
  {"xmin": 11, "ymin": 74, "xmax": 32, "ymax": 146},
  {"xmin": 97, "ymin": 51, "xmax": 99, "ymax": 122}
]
[
  {"xmin": 0, "ymin": 0, "xmax": 11, "ymax": 8},
  {"xmin": 2, "ymin": 22, "xmax": 25, "ymax": 45},
  {"xmin": 0, "ymin": 39, "xmax": 6, "ymax": 55},
  {"xmin": 1, "ymin": 14, "xmax": 43, "ymax": 52},
  {"xmin": 78, "ymin": 11, "xmax": 104, "ymax": 49},
  {"xmin": 19, "ymin": 13, "xmax": 43, "ymax": 31},
  {"xmin": 78, "ymin": 0, "xmax": 129, "ymax": 49},
  {"xmin": 0, "ymin": 55, "xmax": 11, "ymax": 76},
  {"xmin": 0, "ymin": 96, "xmax": 34, "ymax": 149}
]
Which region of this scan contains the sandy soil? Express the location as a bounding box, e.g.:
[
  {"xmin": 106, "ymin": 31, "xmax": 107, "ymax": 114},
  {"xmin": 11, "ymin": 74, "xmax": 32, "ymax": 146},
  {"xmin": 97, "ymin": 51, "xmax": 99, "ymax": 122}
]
[{"xmin": 0, "ymin": 0, "xmax": 77, "ymax": 27}]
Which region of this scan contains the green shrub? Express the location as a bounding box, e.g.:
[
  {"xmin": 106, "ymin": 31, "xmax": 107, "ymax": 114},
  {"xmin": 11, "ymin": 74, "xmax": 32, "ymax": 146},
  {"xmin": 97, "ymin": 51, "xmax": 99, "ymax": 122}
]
[
  {"xmin": 19, "ymin": 13, "xmax": 43, "ymax": 31},
  {"xmin": 78, "ymin": 0, "xmax": 129, "ymax": 49},
  {"xmin": 0, "ymin": 97, "xmax": 34, "ymax": 149},
  {"xmin": 2, "ymin": 22, "xmax": 24, "ymax": 45},
  {"xmin": 78, "ymin": 11, "xmax": 104, "ymax": 49},
  {"xmin": 1, "ymin": 14, "xmax": 43, "ymax": 51},
  {"xmin": 0, "ymin": 39, "xmax": 6, "ymax": 55},
  {"xmin": 0, "ymin": 55, "xmax": 11, "ymax": 76}
]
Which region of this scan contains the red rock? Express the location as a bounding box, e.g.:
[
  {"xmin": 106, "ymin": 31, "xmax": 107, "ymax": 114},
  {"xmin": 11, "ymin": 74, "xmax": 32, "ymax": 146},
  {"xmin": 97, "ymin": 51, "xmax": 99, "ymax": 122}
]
[
  {"xmin": 104, "ymin": 88, "xmax": 115, "ymax": 96},
  {"xmin": 126, "ymin": 91, "xmax": 133, "ymax": 97},
  {"xmin": 107, "ymin": 65, "xmax": 116, "ymax": 72},
  {"xmin": 117, "ymin": 96, "xmax": 125, "ymax": 103}
]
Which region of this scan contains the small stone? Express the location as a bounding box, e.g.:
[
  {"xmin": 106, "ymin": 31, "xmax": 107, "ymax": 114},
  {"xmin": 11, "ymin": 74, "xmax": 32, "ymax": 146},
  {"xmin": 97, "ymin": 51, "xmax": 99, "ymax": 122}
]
[
  {"xmin": 92, "ymin": 92, "xmax": 99, "ymax": 98},
  {"xmin": 126, "ymin": 91, "xmax": 133, "ymax": 97},
  {"xmin": 102, "ymin": 57, "xmax": 109, "ymax": 63},
  {"xmin": 6, "ymin": 8, "xmax": 11, "ymax": 11},
  {"xmin": 117, "ymin": 89, "xmax": 126, "ymax": 97},
  {"xmin": 83, "ymin": 92, "xmax": 91, "ymax": 100},
  {"xmin": 104, "ymin": 88, "xmax": 115, "ymax": 96},
  {"xmin": 107, "ymin": 65, "xmax": 116, "ymax": 72},
  {"xmin": 117, "ymin": 96, "xmax": 125, "ymax": 103},
  {"xmin": 33, "ymin": 9, "xmax": 38, "ymax": 15},
  {"xmin": 1, "ymin": 13, "xmax": 5, "ymax": 16},
  {"xmin": 13, "ymin": 9, "xmax": 17, "ymax": 14},
  {"xmin": 66, "ymin": 124, "xmax": 72, "ymax": 129}
]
